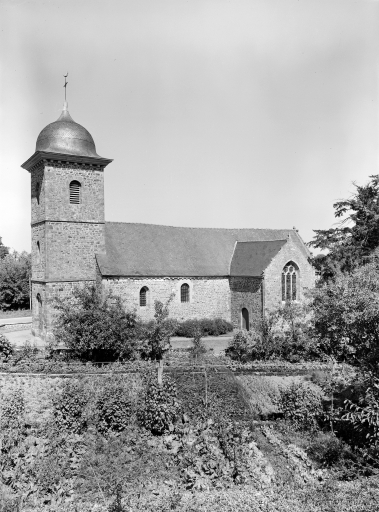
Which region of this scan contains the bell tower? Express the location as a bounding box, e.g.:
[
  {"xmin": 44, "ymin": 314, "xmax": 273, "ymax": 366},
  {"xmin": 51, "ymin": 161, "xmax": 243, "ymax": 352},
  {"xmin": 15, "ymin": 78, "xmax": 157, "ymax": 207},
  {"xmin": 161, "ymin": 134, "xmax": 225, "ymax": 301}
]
[{"xmin": 21, "ymin": 101, "xmax": 112, "ymax": 339}]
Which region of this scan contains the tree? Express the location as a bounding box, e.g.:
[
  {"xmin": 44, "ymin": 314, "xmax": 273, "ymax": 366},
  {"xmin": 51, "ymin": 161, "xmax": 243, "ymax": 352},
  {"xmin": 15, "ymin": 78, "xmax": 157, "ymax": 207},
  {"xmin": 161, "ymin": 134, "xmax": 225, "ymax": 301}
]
[
  {"xmin": 0, "ymin": 237, "xmax": 9, "ymax": 260},
  {"xmin": 309, "ymin": 175, "xmax": 379, "ymax": 281},
  {"xmin": 0, "ymin": 251, "xmax": 31, "ymax": 310},
  {"xmin": 53, "ymin": 284, "xmax": 141, "ymax": 360},
  {"xmin": 311, "ymin": 259, "xmax": 379, "ymax": 373},
  {"xmin": 143, "ymin": 295, "xmax": 176, "ymax": 385}
]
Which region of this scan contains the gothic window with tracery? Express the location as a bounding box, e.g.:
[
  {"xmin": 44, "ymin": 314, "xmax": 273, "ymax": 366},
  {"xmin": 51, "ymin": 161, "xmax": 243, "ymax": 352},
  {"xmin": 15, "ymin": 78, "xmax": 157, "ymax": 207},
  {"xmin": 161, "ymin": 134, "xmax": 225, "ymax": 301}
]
[{"xmin": 282, "ymin": 262, "xmax": 298, "ymax": 301}]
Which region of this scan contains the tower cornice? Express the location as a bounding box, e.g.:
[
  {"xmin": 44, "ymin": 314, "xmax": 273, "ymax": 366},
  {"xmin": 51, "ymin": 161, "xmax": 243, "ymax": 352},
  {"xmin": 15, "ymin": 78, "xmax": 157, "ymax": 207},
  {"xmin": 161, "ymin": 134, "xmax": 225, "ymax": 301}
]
[{"xmin": 21, "ymin": 151, "xmax": 113, "ymax": 172}]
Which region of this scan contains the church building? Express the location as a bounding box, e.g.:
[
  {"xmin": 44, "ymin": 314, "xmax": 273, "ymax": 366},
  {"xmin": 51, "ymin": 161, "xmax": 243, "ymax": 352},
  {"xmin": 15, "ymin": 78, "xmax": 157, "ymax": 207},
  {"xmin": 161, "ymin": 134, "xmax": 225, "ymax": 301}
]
[{"xmin": 22, "ymin": 102, "xmax": 315, "ymax": 339}]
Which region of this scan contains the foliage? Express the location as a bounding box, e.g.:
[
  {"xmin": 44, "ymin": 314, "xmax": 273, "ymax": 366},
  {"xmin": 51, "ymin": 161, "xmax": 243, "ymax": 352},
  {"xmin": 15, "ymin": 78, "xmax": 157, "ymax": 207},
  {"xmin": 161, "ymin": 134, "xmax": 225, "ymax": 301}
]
[
  {"xmin": 311, "ymin": 260, "xmax": 379, "ymax": 371},
  {"xmin": 1, "ymin": 387, "xmax": 25, "ymax": 429},
  {"xmin": 309, "ymin": 174, "xmax": 379, "ymax": 281},
  {"xmin": 53, "ymin": 284, "xmax": 141, "ymax": 361},
  {"xmin": 276, "ymin": 381, "xmax": 323, "ymax": 431},
  {"xmin": 0, "ymin": 236, "xmax": 9, "ymax": 260},
  {"xmin": 0, "ymin": 334, "xmax": 13, "ymax": 361},
  {"xmin": 141, "ymin": 295, "xmax": 176, "ymax": 361},
  {"xmin": 226, "ymin": 303, "xmax": 319, "ymax": 363},
  {"xmin": 53, "ymin": 379, "xmax": 89, "ymax": 434},
  {"xmin": 174, "ymin": 318, "xmax": 233, "ymax": 337},
  {"xmin": 190, "ymin": 327, "xmax": 207, "ymax": 362},
  {"xmin": 0, "ymin": 251, "xmax": 31, "ymax": 311},
  {"xmin": 138, "ymin": 376, "xmax": 181, "ymax": 435},
  {"xmin": 225, "ymin": 330, "xmax": 255, "ymax": 362},
  {"xmin": 343, "ymin": 377, "xmax": 379, "ymax": 449},
  {"xmin": 96, "ymin": 380, "xmax": 134, "ymax": 435}
]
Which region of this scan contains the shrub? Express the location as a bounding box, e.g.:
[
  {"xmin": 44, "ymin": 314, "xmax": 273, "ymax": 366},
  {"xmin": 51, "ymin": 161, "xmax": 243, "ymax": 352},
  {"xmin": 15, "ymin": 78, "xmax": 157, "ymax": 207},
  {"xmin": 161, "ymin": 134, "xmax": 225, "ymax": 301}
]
[
  {"xmin": 173, "ymin": 318, "xmax": 233, "ymax": 337},
  {"xmin": 277, "ymin": 381, "xmax": 323, "ymax": 431},
  {"xmin": 225, "ymin": 330, "xmax": 255, "ymax": 361},
  {"xmin": 53, "ymin": 379, "xmax": 88, "ymax": 434},
  {"xmin": 343, "ymin": 377, "xmax": 379, "ymax": 448},
  {"xmin": 1, "ymin": 387, "xmax": 25, "ymax": 429},
  {"xmin": 53, "ymin": 284, "xmax": 141, "ymax": 361},
  {"xmin": 138, "ymin": 376, "xmax": 181, "ymax": 435},
  {"xmin": 96, "ymin": 381, "xmax": 134, "ymax": 435},
  {"xmin": 0, "ymin": 334, "xmax": 13, "ymax": 361}
]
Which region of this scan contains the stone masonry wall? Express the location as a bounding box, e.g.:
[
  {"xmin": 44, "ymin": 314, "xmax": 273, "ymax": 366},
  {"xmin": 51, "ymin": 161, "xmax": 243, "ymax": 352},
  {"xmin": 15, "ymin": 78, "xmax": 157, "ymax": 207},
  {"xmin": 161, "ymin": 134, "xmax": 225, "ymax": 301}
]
[
  {"xmin": 31, "ymin": 162, "xmax": 105, "ymax": 224},
  {"xmin": 230, "ymin": 277, "xmax": 262, "ymax": 329},
  {"xmin": 103, "ymin": 277, "xmax": 232, "ymax": 322},
  {"xmin": 264, "ymin": 237, "xmax": 315, "ymax": 311},
  {"xmin": 44, "ymin": 222, "xmax": 104, "ymax": 280},
  {"xmin": 32, "ymin": 280, "xmax": 94, "ymax": 338}
]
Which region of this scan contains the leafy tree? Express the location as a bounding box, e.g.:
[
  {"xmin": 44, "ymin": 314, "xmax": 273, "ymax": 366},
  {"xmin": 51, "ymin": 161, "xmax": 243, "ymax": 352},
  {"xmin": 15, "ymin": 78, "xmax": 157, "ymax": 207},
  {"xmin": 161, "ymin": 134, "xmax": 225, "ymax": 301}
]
[
  {"xmin": 310, "ymin": 175, "xmax": 379, "ymax": 281},
  {"xmin": 142, "ymin": 295, "xmax": 176, "ymax": 384},
  {"xmin": 0, "ymin": 237, "xmax": 9, "ymax": 259},
  {"xmin": 52, "ymin": 284, "xmax": 141, "ymax": 361},
  {"xmin": 311, "ymin": 259, "xmax": 379, "ymax": 373},
  {"xmin": 0, "ymin": 251, "xmax": 31, "ymax": 310}
]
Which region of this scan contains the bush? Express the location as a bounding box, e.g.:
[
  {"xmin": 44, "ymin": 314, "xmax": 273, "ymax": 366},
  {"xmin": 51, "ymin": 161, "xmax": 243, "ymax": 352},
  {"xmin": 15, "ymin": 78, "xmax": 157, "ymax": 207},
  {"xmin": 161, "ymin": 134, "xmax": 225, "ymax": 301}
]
[
  {"xmin": 96, "ymin": 381, "xmax": 134, "ymax": 435},
  {"xmin": 53, "ymin": 284, "xmax": 142, "ymax": 361},
  {"xmin": 53, "ymin": 379, "xmax": 88, "ymax": 434},
  {"xmin": 226, "ymin": 303, "xmax": 319, "ymax": 363},
  {"xmin": 1, "ymin": 387, "xmax": 25, "ymax": 429},
  {"xmin": 138, "ymin": 376, "xmax": 181, "ymax": 435},
  {"xmin": 277, "ymin": 381, "xmax": 323, "ymax": 431},
  {"xmin": 225, "ymin": 330, "xmax": 255, "ymax": 361},
  {"xmin": 343, "ymin": 377, "xmax": 379, "ymax": 448},
  {"xmin": 173, "ymin": 318, "xmax": 233, "ymax": 337},
  {"xmin": 0, "ymin": 334, "xmax": 13, "ymax": 361}
]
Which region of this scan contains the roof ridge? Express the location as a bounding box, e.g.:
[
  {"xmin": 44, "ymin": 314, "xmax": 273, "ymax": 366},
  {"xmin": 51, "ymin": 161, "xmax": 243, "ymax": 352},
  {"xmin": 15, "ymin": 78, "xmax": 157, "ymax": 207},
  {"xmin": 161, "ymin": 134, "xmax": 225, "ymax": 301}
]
[{"xmin": 104, "ymin": 221, "xmax": 294, "ymax": 231}]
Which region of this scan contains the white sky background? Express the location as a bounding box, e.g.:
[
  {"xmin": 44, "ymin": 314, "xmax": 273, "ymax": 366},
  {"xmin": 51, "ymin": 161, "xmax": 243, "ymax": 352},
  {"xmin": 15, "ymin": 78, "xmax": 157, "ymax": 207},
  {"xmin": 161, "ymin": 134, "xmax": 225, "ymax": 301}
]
[{"xmin": 0, "ymin": 0, "xmax": 378, "ymax": 253}]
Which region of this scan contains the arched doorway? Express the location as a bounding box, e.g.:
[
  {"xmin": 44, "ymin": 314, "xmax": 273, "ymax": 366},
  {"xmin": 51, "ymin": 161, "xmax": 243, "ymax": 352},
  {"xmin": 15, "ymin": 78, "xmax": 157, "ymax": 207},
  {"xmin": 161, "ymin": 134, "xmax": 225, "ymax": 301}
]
[{"xmin": 241, "ymin": 308, "xmax": 249, "ymax": 331}]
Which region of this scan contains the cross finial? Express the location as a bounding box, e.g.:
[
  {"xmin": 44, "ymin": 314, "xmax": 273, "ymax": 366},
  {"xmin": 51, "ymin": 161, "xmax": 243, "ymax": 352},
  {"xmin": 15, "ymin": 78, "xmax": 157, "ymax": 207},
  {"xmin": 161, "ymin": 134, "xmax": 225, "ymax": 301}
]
[{"xmin": 63, "ymin": 73, "xmax": 68, "ymax": 101}]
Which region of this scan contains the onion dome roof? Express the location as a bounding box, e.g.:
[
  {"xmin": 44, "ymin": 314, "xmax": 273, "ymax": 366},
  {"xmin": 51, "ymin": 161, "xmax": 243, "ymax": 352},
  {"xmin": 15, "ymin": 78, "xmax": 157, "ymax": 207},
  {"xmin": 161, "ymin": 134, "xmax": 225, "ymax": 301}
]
[{"xmin": 35, "ymin": 102, "xmax": 101, "ymax": 158}]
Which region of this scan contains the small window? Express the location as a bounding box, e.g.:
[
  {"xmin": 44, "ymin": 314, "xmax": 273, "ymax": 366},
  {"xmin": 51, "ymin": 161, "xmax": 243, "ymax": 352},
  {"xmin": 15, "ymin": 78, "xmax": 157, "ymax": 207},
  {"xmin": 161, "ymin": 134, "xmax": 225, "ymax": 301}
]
[
  {"xmin": 140, "ymin": 286, "xmax": 148, "ymax": 307},
  {"xmin": 282, "ymin": 261, "xmax": 298, "ymax": 301},
  {"xmin": 36, "ymin": 241, "xmax": 41, "ymax": 264},
  {"xmin": 181, "ymin": 283, "xmax": 190, "ymax": 303},
  {"xmin": 241, "ymin": 308, "xmax": 249, "ymax": 331},
  {"xmin": 36, "ymin": 182, "xmax": 40, "ymax": 205},
  {"xmin": 69, "ymin": 180, "xmax": 81, "ymax": 204}
]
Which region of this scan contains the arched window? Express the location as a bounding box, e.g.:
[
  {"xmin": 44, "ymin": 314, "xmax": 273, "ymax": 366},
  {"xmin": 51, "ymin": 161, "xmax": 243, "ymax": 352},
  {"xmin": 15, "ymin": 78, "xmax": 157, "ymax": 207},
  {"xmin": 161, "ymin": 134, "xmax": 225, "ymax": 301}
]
[
  {"xmin": 140, "ymin": 286, "xmax": 148, "ymax": 307},
  {"xmin": 69, "ymin": 180, "xmax": 81, "ymax": 204},
  {"xmin": 241, "ymin": 308, "xmax": 249, "ymax": 331},
  {"xmin": 282, "ymin": 261, "xmax": 298, "ymax": 301},
  {"xmin": 181, "ymin": 283, "xmax": 190, "ymax": 303}
]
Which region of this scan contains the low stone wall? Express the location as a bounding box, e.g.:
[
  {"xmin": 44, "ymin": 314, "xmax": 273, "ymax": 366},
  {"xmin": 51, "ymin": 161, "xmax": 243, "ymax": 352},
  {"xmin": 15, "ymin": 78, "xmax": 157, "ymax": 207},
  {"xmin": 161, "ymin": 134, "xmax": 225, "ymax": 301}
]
[{"xmin": 0, "ymin": 322, "xmax": 32, "ymax": 333}]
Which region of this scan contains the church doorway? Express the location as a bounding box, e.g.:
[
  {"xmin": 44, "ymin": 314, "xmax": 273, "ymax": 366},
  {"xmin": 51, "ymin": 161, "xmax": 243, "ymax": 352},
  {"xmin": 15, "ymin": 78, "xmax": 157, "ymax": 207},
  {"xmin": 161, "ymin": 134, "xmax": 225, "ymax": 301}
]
[{"xmin": 241, "ymin": 308, "xmax": 249, "ymax": 331}]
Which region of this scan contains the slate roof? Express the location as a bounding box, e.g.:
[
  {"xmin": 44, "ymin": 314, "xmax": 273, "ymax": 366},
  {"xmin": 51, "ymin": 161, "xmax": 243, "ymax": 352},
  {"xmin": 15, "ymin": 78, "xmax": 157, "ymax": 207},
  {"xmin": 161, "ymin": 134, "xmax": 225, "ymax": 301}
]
[
  {"xmin": 96, "ymin": 222, "xmax": 305, "ymax": 277},
  {"xmin": 230, "ymin": 240, "xmax": 287, "ymax": 277}
]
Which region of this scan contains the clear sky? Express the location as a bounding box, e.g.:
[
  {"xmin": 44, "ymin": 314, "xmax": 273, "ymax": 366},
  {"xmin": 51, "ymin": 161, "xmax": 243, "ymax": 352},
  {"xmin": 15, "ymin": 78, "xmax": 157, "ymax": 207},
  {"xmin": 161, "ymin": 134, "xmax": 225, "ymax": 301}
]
[{"xmin": 1, "ymin": 0, "xmax": 378, "ymax": 253}]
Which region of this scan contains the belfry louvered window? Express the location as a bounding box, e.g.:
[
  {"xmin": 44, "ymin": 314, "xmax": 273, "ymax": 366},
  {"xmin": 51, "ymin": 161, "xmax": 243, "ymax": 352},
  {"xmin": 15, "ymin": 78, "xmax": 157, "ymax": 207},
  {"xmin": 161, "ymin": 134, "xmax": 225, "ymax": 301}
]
[
  {"xmin": 140, "ymin": 286, "xmax": 148, "ymax": 307},
  {"xmin": 69, "ymin": 180, "xmax": 81, "ymax": 204},
  {"xmin": 282, "ymin": 261, "xmax": 298, "ymax": 301},
  {"xmin": 181, "ymin": 283, "xmax": 190, "ymax": 303}
]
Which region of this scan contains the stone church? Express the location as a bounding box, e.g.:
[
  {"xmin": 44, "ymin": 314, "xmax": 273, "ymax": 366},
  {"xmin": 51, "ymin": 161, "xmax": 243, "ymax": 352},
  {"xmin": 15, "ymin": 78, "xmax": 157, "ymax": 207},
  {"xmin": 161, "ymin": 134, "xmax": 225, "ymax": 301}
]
[{"xmin": 22, "ymin": 102, "xmax": 315, "ymax": 339}]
